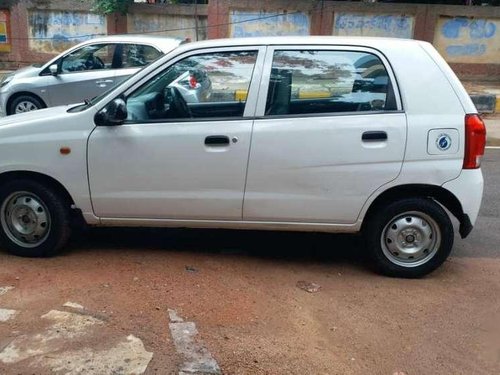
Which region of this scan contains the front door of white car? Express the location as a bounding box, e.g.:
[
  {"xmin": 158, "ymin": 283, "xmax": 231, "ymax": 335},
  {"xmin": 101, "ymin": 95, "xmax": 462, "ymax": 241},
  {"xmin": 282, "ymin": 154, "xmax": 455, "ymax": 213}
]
[
  {"xmin": 243, "ymin": 46, "xmax": 407, "ymax": 224},
  {"xmin": 88, "ymin": 47, "xmax": 265, "ymax": 220}
]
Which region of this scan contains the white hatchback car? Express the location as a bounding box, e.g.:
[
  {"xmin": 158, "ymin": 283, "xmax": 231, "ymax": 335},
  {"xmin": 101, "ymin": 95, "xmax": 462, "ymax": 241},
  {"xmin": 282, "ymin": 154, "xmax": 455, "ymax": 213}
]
[{"xmin": 0, "ymin": 37, "xmax": 485, "ymax": 277}]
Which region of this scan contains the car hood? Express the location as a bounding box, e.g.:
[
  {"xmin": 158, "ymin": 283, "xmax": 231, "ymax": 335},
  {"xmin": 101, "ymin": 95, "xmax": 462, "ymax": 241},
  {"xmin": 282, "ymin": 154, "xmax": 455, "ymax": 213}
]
[
  {"xmin": 6, "ymin": 66, "xmax": 42, "ymax": 81},
  {"xmin": 0, "ymin": 105, "xmax": 79, "ymax": 128}
]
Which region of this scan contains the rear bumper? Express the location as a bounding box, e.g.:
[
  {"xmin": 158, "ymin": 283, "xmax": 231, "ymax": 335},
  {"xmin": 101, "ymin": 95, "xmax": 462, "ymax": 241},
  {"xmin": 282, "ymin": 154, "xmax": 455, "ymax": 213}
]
[
  {"xmin": 459, "ymin": 213, "xmax": 473, "ymax": 239},
  {"xmin": 442, "ymin": 169, "xmax": 483, "ymax": 236}
]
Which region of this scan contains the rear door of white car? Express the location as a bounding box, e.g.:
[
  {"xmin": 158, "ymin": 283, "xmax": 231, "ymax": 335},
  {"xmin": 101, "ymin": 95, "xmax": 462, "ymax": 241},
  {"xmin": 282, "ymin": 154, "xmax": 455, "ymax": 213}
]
[
  {"xmin": 243, "ymin": 45, "xmax": 407, "ymax": 224},
  {"xmin": 88, "ymin": 46, "xmax": 265, "ymax": 220}
]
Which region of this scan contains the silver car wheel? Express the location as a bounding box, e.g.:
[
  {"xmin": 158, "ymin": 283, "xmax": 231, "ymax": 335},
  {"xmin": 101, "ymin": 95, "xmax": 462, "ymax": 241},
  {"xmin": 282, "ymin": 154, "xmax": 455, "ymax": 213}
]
[
  {"xmin": 380, "ymin": 211, "xmax": 441, "ymax": 268},
  {"xmin": 15, "ymin": 100, "xmax": 39, "ymax": 113},
  {"xmin": 0, "ymin": 191, "xmax": 51, "ymax": 248}
]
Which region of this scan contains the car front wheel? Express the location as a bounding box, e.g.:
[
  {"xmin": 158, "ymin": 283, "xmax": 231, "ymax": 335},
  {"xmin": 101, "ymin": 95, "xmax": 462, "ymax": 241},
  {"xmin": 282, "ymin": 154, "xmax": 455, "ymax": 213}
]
[
  {"xmin": 0, "ymin": 180, "xmax": 71, "ymax": 257},
  {"xmin": 10, "ymin": 95, "xmax": 44, "ymax": 115},
  {"xmin": 364, "ymin": 198, "xmax": 454, "ymax": 278}
]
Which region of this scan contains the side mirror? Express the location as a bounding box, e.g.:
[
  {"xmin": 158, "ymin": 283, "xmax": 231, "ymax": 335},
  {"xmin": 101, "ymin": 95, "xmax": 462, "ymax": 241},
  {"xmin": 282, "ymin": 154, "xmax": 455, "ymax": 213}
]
[
  {"xmin": 95, "ymin": 98, "xmax": 128, "ymax": 126},
  {"xmin": 49, "ymin": 64, "xmax": 58, "ymax": 76}
]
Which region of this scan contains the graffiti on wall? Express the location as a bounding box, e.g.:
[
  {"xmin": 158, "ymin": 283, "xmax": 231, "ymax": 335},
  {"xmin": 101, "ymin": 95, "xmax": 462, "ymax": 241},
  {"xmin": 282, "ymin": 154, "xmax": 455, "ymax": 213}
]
[
  {"xmin": 128, "ymin": 14, "xmax": 207, "ymax": 41},
  {"xmin": 0, "ymin": 9, "xmax": 10, "ymax": 52},
  {"xmin": 28, "ymin": 11, "xmax": 106, "ymax": 54},
  {"xmin": 434, "ymin": 16, "xmax": 499, "ymax": 64},
  {"xmin": 229, "ymin": 11, "xmax": 310, "ymax": 37},
  {"xmin": 333, "ymin": 12, "xmax": 414, "ymax": 38}
]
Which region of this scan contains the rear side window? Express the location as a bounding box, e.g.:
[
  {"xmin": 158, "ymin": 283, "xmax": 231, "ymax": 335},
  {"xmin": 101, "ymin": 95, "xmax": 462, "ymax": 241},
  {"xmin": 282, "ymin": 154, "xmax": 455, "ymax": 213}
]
[
  {"xmin": 121, "ymin": 44, "xmax": 162, "ymax": 68},
  {"xmin": 265, "ymin": 50, "xmax": 397, "ymax": 116}
]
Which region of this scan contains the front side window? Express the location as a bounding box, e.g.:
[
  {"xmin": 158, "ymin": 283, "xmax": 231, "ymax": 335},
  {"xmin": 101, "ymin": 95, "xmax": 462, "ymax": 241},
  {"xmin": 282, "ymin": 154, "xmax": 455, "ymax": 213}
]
[
  {"xmin": 126, "ymin": 50, "xmax": 258, "ymax": 121},
  {"xmin": 60, "ymin": 44, "xmax": 117, "ymax": 73},
  {"xmin": 265, "ymin": 50, "xmax": 397, "ymax": 116}
]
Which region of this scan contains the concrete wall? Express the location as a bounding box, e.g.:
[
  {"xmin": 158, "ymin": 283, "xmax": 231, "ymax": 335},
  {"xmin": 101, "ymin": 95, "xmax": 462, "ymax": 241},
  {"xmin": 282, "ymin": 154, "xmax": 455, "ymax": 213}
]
[
  {"xmin": 28, "ymin": 10, "xmax": 107, "ymax": 54},
  {"xmin": 0, "ymin": 0, "xmax": 499, "ymax": 80},
  {"xmin": 333, "ymin": 12, "xmax": 415, "ymax": 38},
  {"xmin": 127, "ymin": 3, "xmax": 208, "ymax": 41},
  {"xmin": 0, "ymin": 0, "xmax": 98, "ymax": 69},
  {"xmin": 229, "ymin": 10, "xmax": 310, "ymax": 37},
  {"xmin": 434, "ymin": 16, "xmax": 499, "ymax": 64},
  {"xmin": 0, "ymin": 0, "xmax": 207, "ymax": 69},
  {"xmin": 208, "ymin": 1, "xmax": 500, "ymax": 79}
]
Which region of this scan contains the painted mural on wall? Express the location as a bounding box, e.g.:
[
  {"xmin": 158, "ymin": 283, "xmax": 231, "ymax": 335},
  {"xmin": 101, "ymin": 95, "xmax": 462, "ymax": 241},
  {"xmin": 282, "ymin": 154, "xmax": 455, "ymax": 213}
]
[
  {"xmin": 434, "ymin": 16, "xmax": 499, "ymax": 64},
  {"xmin": 28, "ymin": 11, "xmax": 106, "ymax": 54},
  {"xmin": 128, "ymin": 14, "xmax": 207, "ymax": 41},
  {"xmin": 0, "ymin": 9, "xmax": 10, "ymax": 53},
  {"xmin": 229, "ymin": 11, "xmax": 310, "ymax": 37},
  {"xmin": 333, "ymin": 12, "xmax": 414, "ymax": 39}
]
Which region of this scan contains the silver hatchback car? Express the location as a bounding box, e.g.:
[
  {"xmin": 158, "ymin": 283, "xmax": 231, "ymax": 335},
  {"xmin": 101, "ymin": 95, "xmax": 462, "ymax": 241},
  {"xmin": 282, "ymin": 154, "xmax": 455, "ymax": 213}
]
[{"xmin": 0, "ymin": 35, "xmax": 186, "ymax": 116}]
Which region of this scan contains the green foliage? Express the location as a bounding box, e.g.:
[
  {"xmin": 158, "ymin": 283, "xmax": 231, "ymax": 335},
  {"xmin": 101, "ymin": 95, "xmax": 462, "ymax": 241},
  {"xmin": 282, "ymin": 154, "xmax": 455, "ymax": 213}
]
[{"xmin": 90, "ymin": 0, "xmax": 133, "ymax": 15}]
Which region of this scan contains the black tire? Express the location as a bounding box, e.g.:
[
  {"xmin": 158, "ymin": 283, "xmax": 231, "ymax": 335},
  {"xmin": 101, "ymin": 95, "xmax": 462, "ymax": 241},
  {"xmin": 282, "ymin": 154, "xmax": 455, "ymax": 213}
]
[
  {"xmin": 0, "ymin": 179, "xmax": 71, "ymax": 257},
  {"xmin": 364, "ymin": 198, "xmax": 454, "ymax": 278},
  {"xmin": 9, "ymin": 95, "xmax": 44, "ymax": 115}
]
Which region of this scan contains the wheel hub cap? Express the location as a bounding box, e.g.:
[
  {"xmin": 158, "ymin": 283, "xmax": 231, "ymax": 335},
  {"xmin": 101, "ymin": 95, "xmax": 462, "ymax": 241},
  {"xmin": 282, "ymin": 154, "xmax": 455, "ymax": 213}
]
[
  {"xmin": 15, "ymin": 101, "xmax": 38, "ymax": 113},
  {"xmin": 381, "ymin": 211, "xmax": 441, "ymax": 267},
  {"xmin": 1, "ymin": 192, "xmax": 50, "ymax": 248}
]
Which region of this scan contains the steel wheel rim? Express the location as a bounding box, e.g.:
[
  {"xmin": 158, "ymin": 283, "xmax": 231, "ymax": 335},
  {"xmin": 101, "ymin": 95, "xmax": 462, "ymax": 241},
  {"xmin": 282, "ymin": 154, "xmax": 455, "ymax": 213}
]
[
  {"xmin": 15, "ymin": 101, "xmax": 38, "ymax": 113},
  {"xmin": 381, "ymin": 211, "xmax": 441, "ymax": 268},
  {"xmin": 0, "ymin": 191, "xmax": 51, "ymax": 248}
]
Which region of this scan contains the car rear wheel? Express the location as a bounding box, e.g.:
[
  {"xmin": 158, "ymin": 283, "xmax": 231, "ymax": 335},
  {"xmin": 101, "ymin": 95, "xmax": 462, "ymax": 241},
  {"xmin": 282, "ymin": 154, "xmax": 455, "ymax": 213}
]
[
  {"xmin": 10, "ymin": 95, "xmax": 44, "ymax": 115},
  {"xmin": 0, "ymin": 180, "xmax": 71, "ymax": 257},
  {"xmin": 364, "ymin": 198, "xmax": 454, "ymax": 278}
]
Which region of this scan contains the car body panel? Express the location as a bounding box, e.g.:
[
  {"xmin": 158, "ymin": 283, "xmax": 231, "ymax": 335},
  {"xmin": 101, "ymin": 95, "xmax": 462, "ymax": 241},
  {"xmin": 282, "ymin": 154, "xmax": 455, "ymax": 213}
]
[
  {"xmin": 0, "ymin": 105, "xmax": 97, "ymax": 221},
  {"xmin": 243, "ymin": 112, "xmax": 407, "ymax": 224},
  {"xmin": 0, "ymin": 36, "xmax": 483, "ymax": 233},
  {"xmin": 88, "ymin": 119, "xmax": 253, "ymax": 220}
]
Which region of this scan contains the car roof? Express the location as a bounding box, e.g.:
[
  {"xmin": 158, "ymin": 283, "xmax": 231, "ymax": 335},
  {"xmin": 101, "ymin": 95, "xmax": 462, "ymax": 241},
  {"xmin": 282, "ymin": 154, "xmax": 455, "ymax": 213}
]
[
  {"xmin": 78, "ymin": 34, "xmax": 185, "ymax": 53},
  {"xmin": 171, "ymin": 35, "xmax": 423, "ymax": 53}
]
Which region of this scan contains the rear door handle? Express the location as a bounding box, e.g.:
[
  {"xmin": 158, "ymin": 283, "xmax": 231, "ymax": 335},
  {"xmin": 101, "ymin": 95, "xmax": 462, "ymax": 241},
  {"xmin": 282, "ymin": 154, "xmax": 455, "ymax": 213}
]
[
  {"xmin": 205, "ymin": 135, "xmax": 230, "ymax": 147},
  {"xmin": 362, "ymin": 131, "xmax": 388, "ymax": 141}
]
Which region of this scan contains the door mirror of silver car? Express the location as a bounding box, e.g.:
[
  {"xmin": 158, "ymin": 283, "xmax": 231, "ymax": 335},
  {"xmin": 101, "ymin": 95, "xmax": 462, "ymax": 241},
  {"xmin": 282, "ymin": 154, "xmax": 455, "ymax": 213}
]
[
  {"xmin": 49, "ymin": 64, "xmax": 58, "ymax": 76},
  {"xmin": 95, "ymin": 98, "xmax": 128, "ymax": 126}
]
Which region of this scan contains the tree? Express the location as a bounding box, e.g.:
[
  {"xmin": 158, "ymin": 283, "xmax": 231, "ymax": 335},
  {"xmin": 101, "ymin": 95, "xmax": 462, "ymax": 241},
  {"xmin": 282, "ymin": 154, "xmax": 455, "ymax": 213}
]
[{"xmin": 90, "ymin": 0, "xmax": 134, "ymax": 15}]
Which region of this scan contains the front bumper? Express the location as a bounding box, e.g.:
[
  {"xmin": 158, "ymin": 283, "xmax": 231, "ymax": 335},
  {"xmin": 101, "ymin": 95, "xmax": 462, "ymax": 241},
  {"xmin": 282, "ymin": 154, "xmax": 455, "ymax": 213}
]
[{"xmin": 0, "ymin": 90, "xmax": 7, "ymax": 117}]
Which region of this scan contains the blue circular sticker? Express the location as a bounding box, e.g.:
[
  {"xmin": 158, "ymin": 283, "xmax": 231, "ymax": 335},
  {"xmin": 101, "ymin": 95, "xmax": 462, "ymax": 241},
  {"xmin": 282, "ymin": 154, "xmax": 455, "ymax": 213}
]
[{"xmin": 436, "ymin": 134, "xmax": 452, "ymax": 151}]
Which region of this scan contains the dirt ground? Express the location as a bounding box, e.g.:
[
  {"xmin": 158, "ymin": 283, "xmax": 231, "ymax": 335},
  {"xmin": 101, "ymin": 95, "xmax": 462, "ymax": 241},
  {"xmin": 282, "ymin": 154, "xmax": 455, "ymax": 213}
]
[{"xmin": 0, "ymin": 226, "xmax": 499, "ymax": 375}]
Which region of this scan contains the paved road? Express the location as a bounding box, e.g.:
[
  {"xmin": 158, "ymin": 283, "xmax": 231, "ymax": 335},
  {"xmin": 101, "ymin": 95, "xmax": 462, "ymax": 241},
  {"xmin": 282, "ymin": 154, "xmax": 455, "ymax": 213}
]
[{"xmin": 0, "ymin": 150, "xmax": 499, "ymax": 374}]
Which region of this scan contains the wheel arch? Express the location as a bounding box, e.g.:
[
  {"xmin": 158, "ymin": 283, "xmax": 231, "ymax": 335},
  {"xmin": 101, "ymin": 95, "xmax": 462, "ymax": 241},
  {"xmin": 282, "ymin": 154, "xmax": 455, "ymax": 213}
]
[
  {"xmin": 0, "ymin": 170, "xmax": 74, "ymax": 207},
  {"xmin": 6, "ymin": 92, "xmax": 47, "ymax": 115},
  {"xmin": 361, "ymin": 184, "xmax": 471, "ymax": 238}
]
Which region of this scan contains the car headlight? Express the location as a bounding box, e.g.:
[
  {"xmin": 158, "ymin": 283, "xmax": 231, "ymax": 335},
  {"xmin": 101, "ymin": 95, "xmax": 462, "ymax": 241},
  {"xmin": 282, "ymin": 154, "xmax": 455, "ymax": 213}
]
[{"xmin": 0, "ymin": 74, "xmax": 14, "ymax": 88}]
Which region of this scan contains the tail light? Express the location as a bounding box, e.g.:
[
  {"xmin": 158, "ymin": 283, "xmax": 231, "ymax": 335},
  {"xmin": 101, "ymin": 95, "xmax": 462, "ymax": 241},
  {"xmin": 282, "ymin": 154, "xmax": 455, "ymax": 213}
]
[
  {"xmin": 463, "ymin": 114, "xmax": 486, "ymax": 169},
  {"xmin": 189, "ymin": 75, "xmax": 198, "ymax": 89}
]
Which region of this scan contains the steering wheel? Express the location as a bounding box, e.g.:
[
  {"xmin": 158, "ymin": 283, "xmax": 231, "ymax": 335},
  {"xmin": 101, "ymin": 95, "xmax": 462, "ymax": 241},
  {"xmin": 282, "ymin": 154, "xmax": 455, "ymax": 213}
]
[
  {"xmin": 85, "ymin": 55, "xmax": 105, "ymax": 70},
  {"xmin": 167, "ymin": 87, "xmax": 192, "ymax": 118}
]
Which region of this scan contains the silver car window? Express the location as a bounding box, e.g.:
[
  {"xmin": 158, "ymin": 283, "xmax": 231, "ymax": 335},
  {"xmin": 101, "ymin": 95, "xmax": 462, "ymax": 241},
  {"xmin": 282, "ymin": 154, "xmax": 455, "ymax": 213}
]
[{"xmin": 60, "ymin": 44, "xmax": 117, "ymax": 73}]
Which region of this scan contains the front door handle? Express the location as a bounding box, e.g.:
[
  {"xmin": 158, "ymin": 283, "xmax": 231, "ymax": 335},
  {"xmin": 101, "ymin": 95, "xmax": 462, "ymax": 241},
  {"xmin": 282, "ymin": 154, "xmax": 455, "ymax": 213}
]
[
  {"xmin": 96, "ymin": 79, "xmax": 114, "ymax": 87},
  {"xmin": 205, "ymin": 135, "xmax": 230, "ymax": 146},
  {"xmin": 362, "ymin": 131, "xmax": 388, "ymax": 141}
]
